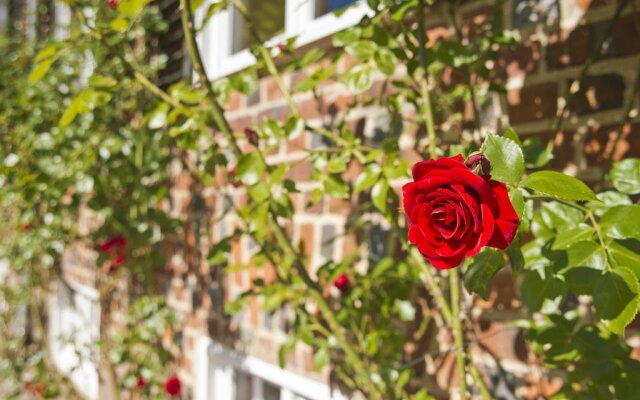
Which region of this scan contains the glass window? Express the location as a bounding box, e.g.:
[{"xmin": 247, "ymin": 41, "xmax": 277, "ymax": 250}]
[
  {"xmin": 232, "ymin": 0, "xmax": 285, "ymax": 54},
  {"xmin": 264, "ymin": 381, "xmax": 281, "ymax": 400},
  {"xmin": 233, "ymin": 370, "xmax": 252, "ymax": 400},
  {"xmin": 315, "ymin": 0, "xmax": 358, "ymax": 17}
]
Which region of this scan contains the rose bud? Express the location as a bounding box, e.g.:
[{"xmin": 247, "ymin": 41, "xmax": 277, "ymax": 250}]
[
  {"xmin": 403, "ymin": 155, "xmax": 519, "ymax": 269},
  {"xmin": 465, "ymin": 153, "xmax": 491, "ymax": 178},
  {"xmin": 227, "ymin": 167, "xmax": 241, "ymax": 188},
  {"xmin": 136, "ymin": 377, "xmax": 146, "ymax": 389},
  {"xmin": 164, "ymin": 375, "xmax": 181, "ymax": 397},
  {"xmin": 333, "ymin": 273, "xmax": 350, "ymax": 294},
  {"xmin": 244, "ymin": 128, "xmax": 259, "ymax": 146},
  {"xmin": 22, "ymin": 223, "xmax": 30, "ymax": 232},
  {"xmin": 107, "ymin": 0, "xmax": 118, "ymax": 9}
]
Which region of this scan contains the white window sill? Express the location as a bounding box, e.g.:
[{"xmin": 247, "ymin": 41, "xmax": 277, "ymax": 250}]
[{"xmin": 198, "ymin": 1, "xmax": 371, "ymax": 80}]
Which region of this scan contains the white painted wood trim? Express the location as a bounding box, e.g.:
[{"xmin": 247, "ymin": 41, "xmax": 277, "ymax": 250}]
[
  {"xmin": 197, "ymin": 0, "xmax": 371, "ymax": 80},
  {"xmin": 206, "ymin": 340, "xmax": 347, "ymax": 400}
]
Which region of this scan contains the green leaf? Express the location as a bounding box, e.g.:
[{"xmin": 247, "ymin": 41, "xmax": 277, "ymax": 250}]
[
  {"xmin": 502, "ymin": 126, "xmax": 522, "ymax": 146},
  {"xmin": 587, "ymin": 190, "xmax": 631, "ymax": 217},
  {"xmin": 593, "ymin": 268, "xmax": 638, "ymax": 324},
  {"xmin": 312, "ymin": 347, "xmax": 329, "ymax": 370},
  {"xmin": 327, "ymin": 153, "xmax": 350, "ymax": 173},
  {"xmin": 600, "ymin": 205, "xmax": 640, "ymax": 240},
  {"xmin": 552, "ymin": 225, "xmax": 594, "ymax": 250},
  {"xmin": 346, "ymin": 64, "xmax": 374, "ymax": 94},
  {"xmin": 333, "ymin": 28, "xmax": 360, "ymax": 47},
  {"xmin": 608, "ymin": 239, "xmax": 640, "ymax": 277},
  {"xmin": 249, "ymin": 181, "xmax": 270, "ymax": 202},
  {"xmin": 110, "ymin": 17, "xmax": 129, "ymax": 32},
  {"xmin": 523, "ymin": 171, "xmax": 598, "ymax": 201},
  {"xmin": 603, "ymin": 268, "xmax": 640, "ymax": 334},
  {"xmin": 236, "ymin": 153, "xmax": 265, "ymax": 185},
  {"xmin": 463, "ymin": 249, "xmax": 505, "ymax": 300},
  {"xmin": 371, "ymin": 179, "xmax": 389, "ymax": 213},
  {"xmin": 520, "ymin": 269, "xmax": 566, "ymax": 312},
  {"xmin": 564, "ymin": 267, "xmax": 600, "ymax": 295},
  {"xmin": 374, "ymin": 48, "xmax": 396, "ymax": 75},
  {"xmin": 509, "ymin": 188, "xmax": 525, "ymax": 218},
  {"xmin": 354, "ymin": 164, "xmax": 381, "ymax": 192},
  {"xmin": 29, "ymin": 58, "xmax": 55, "ymax": 82},
  {"xmin": 565, "ymin": 240, "xmax": 606, "ymax": 270},
  {"xmin": 345, "ymin": 40, "xmax": 377, "ymax": 60},
  {"xmin": 118, "ymin": 0, "xmax": 152, "ymax": 17},
  {"xmin": 522, "ymin": 137, "xmax": 553, "ymax": 168},
  {"xmin": 506, "ymin": 238, "xmax": 524, "ymax": 274},
  {"xmin": 481, "ymin": 134, "xmax": 524, "ymax": 186},
  {"xmin": 324, "ymin": 174, "xmax": 349, "ymax": 198},
  {"xmin": 610, "ymin": 158, "xmax": 640, "ymax": 195},
  {"xmin": 284, "ymin": 116, "xmax": 305, "ymax": 140}
]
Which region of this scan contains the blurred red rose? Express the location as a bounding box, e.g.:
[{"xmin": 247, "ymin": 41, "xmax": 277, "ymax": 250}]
[
  {"xmin": 136, "ymin": 376, "xmax": 146, "ymax": 389},
  {"xmin": 107, "ymin": 0, "xmax": 118, "ymax": 9},
  {"xmin": 164, "ymin": 375, "xmax": 181, "ymax": 396},
  {"xmin": 333, "ymin": 273, "xmax": 350, "ymax": 294}
]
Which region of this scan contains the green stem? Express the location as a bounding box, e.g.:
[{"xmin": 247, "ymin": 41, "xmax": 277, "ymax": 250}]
[
  {"xmin": 468, "ymin": 354, "xmax": 492, "ymax": 400},
  {"xmin": 417, "ymin": 0, "xmax": 437, "ymax": 159},
  {"xmin": 410, "ymin": 249, "xmax": 453, "ymax": 322},
  {"xmin": 449, "ymin": 268, "xmax": 467, "ymax": 399},
  {"xmin": 179, "ymin": 0, "xmax": 240, "ymax": 154}
]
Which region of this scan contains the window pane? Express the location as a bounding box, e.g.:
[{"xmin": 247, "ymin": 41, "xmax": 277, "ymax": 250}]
[
  {"xmin": 233, "ymin": 370, "xmax": 252, "ymax": 400},
  {"xmin": 263, "ymin": 381, "xmax": 281, "ymax": 400},
  {"xmin": 232, "ymin": 0, "xmax": 285, "ymax": 54},
  {"xmin": 315, "ymin": 0, "xmax": 358, "ymax": 17}
]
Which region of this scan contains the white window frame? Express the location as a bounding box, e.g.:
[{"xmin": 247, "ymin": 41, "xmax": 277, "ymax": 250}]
[
  {"xmin": 194, "ymin": 337, "xmax": 348, "ymax": 400},
  {"xmin": 196, "ymin": 0, "xmax": 371, "ymax": 80}
]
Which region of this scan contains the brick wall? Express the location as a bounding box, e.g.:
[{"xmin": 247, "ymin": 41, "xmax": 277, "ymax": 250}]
[{"xmin": 57, "ymin": 0, "xmax": 640, "ymax": 398}]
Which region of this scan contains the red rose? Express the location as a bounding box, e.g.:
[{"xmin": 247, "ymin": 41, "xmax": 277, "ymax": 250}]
[
  {"xmin": 107, "ymin": 0, "xmax": 118, "ymax": 9},
  {"xmin": 100, "ymin": 235, "xmax": 128, "ymax": 252},
  {"xmin": 136, "ymin": 377, "xmax": 146, "ymax": 389},
  {"xmin": 333, "ymin": 273, "xmax": 350, "ymax": 294},
  {"xmin": 108, "ymin": 253, "xmax": 127, "ymax": 272},
  {"xmin": 164, "ymin": 375, "xmax": 181, "ymax": 396},
  {"xmin": 402, "ymin": 154, "xmax": 519, "ymax": 269}
]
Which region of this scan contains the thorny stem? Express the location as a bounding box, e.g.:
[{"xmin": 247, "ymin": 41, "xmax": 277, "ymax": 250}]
[
  {"xmin": 449, "ymin": 268, "xmax": 468, "ymax": 400},
  {"xmin": 417, "ymin": 0, "xmax": 438, "ymax": 159}
]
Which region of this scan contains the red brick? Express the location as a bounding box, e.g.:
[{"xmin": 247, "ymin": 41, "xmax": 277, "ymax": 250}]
[
  {"xmin": 547, "ymin": 26, "xmax": 592, "ymax": 69},
  {"xmin": 264, "ymin": 76, "xmax": 282, "ymax": 101},
  {"xmin": 492, "ymin": 41, "xmax": 541, "ymax": 84},
  {"xmin": 426, "ymin": 25, "xmax": 450, "ymax": 47},
  {"xmin": 507, "ymin": 82, "xmax": 558, "ymax": 124},
  {"xmin": 299, "ymin": 98, "xmax": 322, "ymax": 120},
  {"xmin": 286, "ymin": 130, "xmax": 308, "ymax": 153},
  {"xmin": 257, "ymin": 105, "xmax": 289, "ymax": 122},
  {"xmin": 229, "ymin": 115, "xmax": 254, "ymax": 132},
  {"xmin": 288, "ymin": 159, "xmax": 312, "ymax": 181},
  {"xmin": 328, "ymin": 197, "xmax": 350, "ymax": 215},
  {"xmin": 461, "ymin": 5, "xmax": 495, "ymax": 41},
  {"xmin": 303, "ymin": 193, "xmax": 323, "ymax": 214},
  {"xmin": 298, "ymin": 224, "xmax": 314, "ymax": 258},
  {"xmin": 584, "ymin": 123, "xmax": 640, "ymax": 164},
  {"xmin": 226, "ymin": 91, "xmax": 243, "ymax": 111},
  {"xmin": 612, "ymin": 14, "xmax": 640, "ymax": 57},
  {"xmin": 568, "ymin": 74, "xmax": 625, "ymax": 116}
]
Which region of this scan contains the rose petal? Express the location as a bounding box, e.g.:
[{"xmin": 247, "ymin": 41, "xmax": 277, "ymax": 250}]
[{"xmin": 486, "ymin": 181, "xmax": 519, "ymax": 249}]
